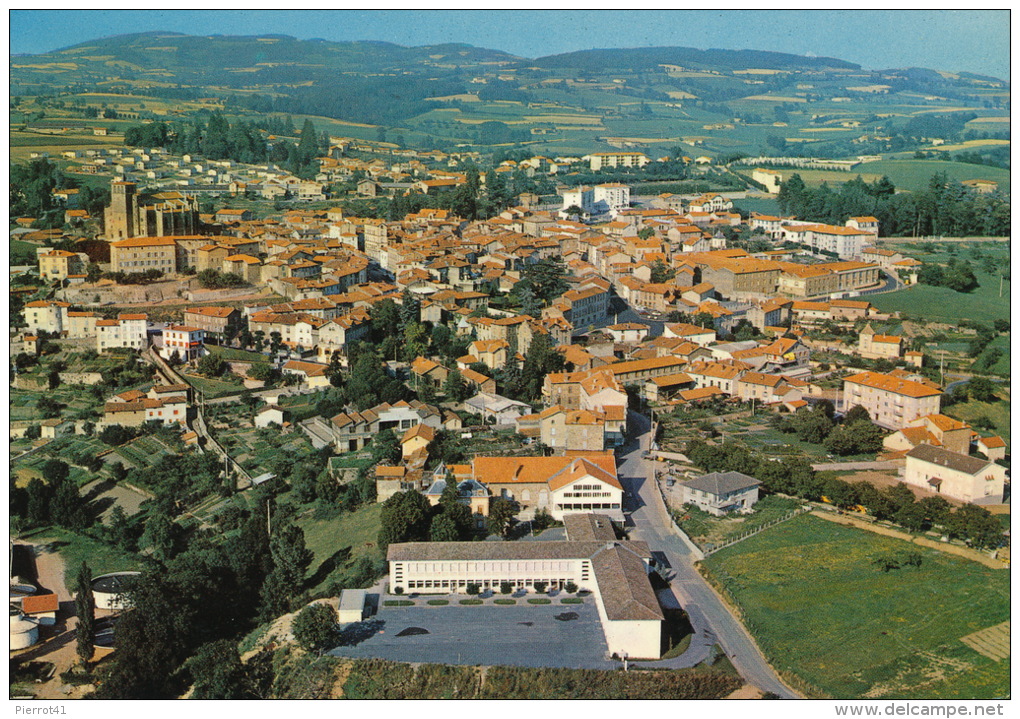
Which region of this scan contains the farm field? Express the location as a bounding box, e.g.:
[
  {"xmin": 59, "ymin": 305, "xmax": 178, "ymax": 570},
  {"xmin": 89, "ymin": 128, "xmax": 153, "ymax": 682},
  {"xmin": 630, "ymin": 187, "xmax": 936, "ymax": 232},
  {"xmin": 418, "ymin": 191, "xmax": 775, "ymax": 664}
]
[
  {"xmin": 868, "ymin": 272, "xmax": 1010, "ymax": 325},
  {"xmin": 9, "ymin": 130, "xmax": 124, "ymax": 161},
  {"xmin": 211, "ymin": 418, "xmax": 319, "ymax": 478},
  {"xmin": 860, "ymin": 159, "xmax": 1011, "ymax": 194},
  {"xmin": 702, "ymin": 514, "xmax": 1010, "ymax": 699},
  {"xmin": 943, "ymin": 390, "xmax": 1012, "ymax": 445},
  {"xmin": 104, "ymin": 433, "xmax": 181, "ymax": 473}
]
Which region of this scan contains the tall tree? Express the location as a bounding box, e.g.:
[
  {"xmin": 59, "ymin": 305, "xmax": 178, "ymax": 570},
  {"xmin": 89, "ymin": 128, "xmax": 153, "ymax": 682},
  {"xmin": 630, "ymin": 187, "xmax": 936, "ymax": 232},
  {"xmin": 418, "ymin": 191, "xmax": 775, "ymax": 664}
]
[
  {"xmin": 378, "ymin": 490, "xmax": 433, "ymax": 552},
  {"xmin": 259, "ymin": 520, "xmax": 313, "ymax": 620},
  {"xmin": 75, "ymin": 561, "xmax": 95, "ymax": 665}
]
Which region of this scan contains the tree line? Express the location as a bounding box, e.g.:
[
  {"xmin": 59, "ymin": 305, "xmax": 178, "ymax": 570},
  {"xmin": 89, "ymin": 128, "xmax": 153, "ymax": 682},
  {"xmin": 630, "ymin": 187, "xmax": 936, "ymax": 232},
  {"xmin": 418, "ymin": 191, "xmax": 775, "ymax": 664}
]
[
  {"xmin": 776, "ymin": 172, "xmax": 1010, "ymax": 237},
  {"xmin": 683, "ymin": 436, "xmax": 1004, "ymax": 550}
]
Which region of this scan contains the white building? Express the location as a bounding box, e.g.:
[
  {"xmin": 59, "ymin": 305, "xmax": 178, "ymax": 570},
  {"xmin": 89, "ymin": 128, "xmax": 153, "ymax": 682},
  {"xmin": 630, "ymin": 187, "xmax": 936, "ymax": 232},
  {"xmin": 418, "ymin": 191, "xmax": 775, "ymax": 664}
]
[
  {"xmin": 680, "ymin": 472, "xmax": 761, "ymax": 516},
  {"xmin": 160, "ymin": 324, "xmax": 206, "ymax": 362},
  {"xmin": 386, "ymin": 513, "xmax": 663, "ymax": 659},
  {"xmin": 904, "ymin": 445, "xmax": 1006, "ymax": 504},
  {"xmin": 96, "ymin": 314, "xmax": 148, "ymax": 352},
  {"xmin": 560, "ymin": 183, "xmax": 631, "ymax": 217},
  {"xmin": 23, "ymin": 300, "xmax": 71, "ymax": 335}
]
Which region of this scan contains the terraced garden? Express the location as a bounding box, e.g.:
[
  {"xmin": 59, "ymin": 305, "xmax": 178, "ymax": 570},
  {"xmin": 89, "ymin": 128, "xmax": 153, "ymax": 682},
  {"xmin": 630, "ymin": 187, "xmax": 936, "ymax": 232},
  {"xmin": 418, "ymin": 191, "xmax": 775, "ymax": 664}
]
[{"xmin": 104, "ymin": 433, "xmax": 181, "ymax": 471}]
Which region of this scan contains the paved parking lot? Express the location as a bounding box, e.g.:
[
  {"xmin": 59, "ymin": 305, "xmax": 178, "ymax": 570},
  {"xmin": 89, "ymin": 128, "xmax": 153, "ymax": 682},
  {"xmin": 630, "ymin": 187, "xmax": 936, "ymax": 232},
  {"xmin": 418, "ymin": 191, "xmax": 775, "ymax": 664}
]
[{"xmin": 328, "ymin": 602, "xmax": 616, "ymax": 669}]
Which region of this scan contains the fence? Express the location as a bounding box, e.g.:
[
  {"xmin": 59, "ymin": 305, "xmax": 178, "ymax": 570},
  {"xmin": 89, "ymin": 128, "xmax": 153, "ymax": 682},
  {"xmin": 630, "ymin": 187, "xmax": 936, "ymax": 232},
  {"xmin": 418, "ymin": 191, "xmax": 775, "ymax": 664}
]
[
  {"xmin": 701, "ymin": 507, "xmax": 810, "ymax": 556},
  {"xmin": 651, "ymin": 474, "xmax": 705, "ymax": 561}
]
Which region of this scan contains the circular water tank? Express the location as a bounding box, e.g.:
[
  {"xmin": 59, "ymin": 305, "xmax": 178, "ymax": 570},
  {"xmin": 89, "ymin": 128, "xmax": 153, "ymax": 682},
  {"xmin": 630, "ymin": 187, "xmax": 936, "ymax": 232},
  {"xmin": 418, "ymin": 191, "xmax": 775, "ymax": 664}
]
[
  {"xmin": 92, "ymin": 572, "xmax": 141, "ymax": 611},
  {"xmin": 10, "ymin": 613, "xmax": 40, "ymax": 650}
]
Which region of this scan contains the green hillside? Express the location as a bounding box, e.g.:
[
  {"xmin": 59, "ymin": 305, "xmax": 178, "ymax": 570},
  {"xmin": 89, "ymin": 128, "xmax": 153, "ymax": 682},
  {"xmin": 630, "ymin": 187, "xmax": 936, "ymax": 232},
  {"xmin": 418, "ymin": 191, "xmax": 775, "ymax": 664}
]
[
  {"xmin": 10, "ymin": 33, "xmax": 1010, "ymax": 158},
  {"xmin": 859, "ymin": 159, "xmax": 1010, "ymax": 193}
]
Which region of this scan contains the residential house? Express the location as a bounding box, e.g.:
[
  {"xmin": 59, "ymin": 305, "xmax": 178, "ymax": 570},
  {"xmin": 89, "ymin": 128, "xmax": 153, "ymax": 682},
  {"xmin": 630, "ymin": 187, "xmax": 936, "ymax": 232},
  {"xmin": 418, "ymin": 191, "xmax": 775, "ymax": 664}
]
[
  {"xmin": 680, "ymin": 472, "xmax": 761, "ymax": 516},
  {"xmin": 904, "ymin": 444, "xmax": 1006, "ymax": 504}
]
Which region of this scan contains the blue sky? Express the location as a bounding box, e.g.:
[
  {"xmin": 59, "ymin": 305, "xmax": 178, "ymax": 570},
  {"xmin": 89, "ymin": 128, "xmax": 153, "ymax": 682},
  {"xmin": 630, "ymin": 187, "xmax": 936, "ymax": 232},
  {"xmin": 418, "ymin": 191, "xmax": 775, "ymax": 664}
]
[{"xmin": 9, "ymin": 10, "xmax": 1011, "ymax": 80}]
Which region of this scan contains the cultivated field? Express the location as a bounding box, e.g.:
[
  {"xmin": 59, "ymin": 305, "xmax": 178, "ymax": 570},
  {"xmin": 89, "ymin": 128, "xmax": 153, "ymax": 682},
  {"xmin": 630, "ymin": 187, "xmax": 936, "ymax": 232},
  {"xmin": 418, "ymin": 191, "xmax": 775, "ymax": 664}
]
[{"xmin": 702, "ymin": 514, "xmax": 1010, "ymax": 699}]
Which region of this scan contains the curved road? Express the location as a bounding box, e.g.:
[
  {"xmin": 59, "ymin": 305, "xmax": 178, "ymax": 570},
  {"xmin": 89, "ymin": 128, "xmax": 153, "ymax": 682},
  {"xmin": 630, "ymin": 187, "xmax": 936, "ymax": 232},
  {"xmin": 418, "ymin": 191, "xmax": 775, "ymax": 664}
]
[{"xmin": 620, "ymin": 410, "xmax": 801, "ymax": 698}]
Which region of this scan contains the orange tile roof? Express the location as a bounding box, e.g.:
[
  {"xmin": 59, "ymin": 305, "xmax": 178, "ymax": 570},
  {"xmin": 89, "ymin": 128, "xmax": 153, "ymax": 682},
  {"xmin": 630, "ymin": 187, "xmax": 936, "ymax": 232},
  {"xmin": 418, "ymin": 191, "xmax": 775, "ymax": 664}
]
[
  {"xmin": 844, "ymin": 371, "xmax": 941, "ymax": 398},
  {"xmin": 110, "ymin": 236, "xmax": 177, "ymax": 248},
  {"xmin": 473, "ymin": 454, "xmax": 618, "ymax": 489},
  {"xmin": 21, "ymin": 593, "xmax": 59, "ymax": 614}
]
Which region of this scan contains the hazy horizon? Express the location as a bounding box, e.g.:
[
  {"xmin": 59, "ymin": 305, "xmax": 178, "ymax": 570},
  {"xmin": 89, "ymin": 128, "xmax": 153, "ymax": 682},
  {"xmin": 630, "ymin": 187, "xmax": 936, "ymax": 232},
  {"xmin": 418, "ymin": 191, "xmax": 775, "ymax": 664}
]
[{"xmin": 9, "ymin": 10, "xmax": 1011, "ymax": 81}]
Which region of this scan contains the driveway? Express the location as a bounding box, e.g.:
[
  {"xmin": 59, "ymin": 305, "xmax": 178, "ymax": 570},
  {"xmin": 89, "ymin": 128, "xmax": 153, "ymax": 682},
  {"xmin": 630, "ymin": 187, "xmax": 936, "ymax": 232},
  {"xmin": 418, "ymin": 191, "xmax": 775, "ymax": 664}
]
[
  {"xmin": 619, "ymin": 411, "xmax": 801, "ymax": 698},
  {"xmin": 328, "ymin": 602, "xmax": 616, "ymax": 670}
]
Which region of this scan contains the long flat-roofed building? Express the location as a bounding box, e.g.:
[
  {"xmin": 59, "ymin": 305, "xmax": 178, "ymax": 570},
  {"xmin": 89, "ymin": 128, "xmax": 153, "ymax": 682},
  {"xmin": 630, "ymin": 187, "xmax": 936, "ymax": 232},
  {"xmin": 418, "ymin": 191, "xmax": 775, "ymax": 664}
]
[{"xmin": 387, "ymin": 513, "xmax": 663, "ymax": 658}]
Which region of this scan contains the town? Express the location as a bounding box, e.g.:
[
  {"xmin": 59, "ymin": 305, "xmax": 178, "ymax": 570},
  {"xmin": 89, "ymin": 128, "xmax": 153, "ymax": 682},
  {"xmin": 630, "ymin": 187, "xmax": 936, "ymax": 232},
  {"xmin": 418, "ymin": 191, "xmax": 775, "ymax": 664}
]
[{"xmin": 8, "ymin": 19, "xmax": 1011, "ymax": 705}]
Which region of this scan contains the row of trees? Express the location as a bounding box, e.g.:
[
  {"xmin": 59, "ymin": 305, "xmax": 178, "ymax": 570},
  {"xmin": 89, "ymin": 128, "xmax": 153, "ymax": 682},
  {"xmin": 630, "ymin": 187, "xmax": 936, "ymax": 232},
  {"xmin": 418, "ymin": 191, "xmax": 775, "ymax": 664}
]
[
  {"xmin": 776, "ymin": 172, "xmax": 1010, "ymax": 237},
  {"xmin": 9, "ymin": 158, "xmax": 110, "ymax": 228},
  {"xmin": 377, "ymin": 488, "xmax": 519, "ymax": 552},
  {"xmin": 682, "ymin": 440, "xmax": 1004, "ymax": 549},
  {"xmin": 123, "ymin": 114, "xmax": 328, "ymax": 179}
]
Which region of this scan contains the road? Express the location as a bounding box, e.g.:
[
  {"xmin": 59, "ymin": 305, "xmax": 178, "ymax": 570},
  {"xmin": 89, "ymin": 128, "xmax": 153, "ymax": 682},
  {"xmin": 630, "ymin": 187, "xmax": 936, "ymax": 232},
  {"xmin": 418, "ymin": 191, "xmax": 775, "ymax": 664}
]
[{"xmin": 619, "ymin": 410, "xmax": 801, "ymax": 698}]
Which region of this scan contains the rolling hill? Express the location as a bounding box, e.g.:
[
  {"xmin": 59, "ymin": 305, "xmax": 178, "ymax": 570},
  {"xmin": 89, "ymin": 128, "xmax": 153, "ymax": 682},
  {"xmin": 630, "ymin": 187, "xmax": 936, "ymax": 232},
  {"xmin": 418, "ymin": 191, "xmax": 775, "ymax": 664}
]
[{"xmin": 9, "ymin": 32, "xmax": 1010, "ymax": 160}]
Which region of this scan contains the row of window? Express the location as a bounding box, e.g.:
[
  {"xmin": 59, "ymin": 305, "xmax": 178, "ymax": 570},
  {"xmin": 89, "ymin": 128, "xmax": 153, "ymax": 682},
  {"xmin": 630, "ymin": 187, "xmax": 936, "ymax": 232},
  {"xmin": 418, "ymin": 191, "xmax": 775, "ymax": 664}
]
[
  {"xmin": 403, "ymin": 578, "xmax": 575, "ymax": 590},
  {"xmin": 556, "ymin": 502, "xmax": 620, "ymax": 510}
]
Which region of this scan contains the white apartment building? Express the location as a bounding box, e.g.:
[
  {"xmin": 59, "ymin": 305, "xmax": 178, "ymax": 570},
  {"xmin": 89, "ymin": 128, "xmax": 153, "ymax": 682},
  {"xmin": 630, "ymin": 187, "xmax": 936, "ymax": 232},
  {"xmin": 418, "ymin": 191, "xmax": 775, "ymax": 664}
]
[
  {"xmin": 160, "ymin": 324, "xmax": 206, "ymax": 362},
  {"xmin": 96, "ymin": 314, "xmax": 148, "ymax": 352}
]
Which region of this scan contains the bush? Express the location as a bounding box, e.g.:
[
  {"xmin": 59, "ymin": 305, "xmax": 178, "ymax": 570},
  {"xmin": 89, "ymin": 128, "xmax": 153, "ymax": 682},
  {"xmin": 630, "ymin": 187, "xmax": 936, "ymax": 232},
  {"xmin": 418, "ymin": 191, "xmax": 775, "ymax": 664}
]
[
  {"xmin": 466, "ymin": 583, "xmax": 480, "ymax": 596},
  {"xmin": 526, "ymin": 598, "xmax": 552, "ymax": 604},
  {"xmin": 564, "ymin": 581, "xmax": 578, "ymax": 594},
  {"xmin": 426, "ymin": 599, "xmax": 449, "ymax": 606},
  {"xmin": 383, "ymin": 600, "xmax": 413, "ymax": 607},
  {"xmin": 459, "ymin": 599, "xmax": 483, "ymax": 605},
  {"xmin": 291, "ymin": 603, "xmax": 339, "ymax": 653},
  {"xmin": 499, "ymin": 581, "xmax": 513, "ymax": 595},
  {"xmin": 560, "ymin": 598, "xmax": 583, "ymax": 604},
  {"xmin": 494, "ymin": 599, "xmax": 516, "ymax": 605},
  {"xmin": 533, "ymin": 581, "xmax": 547, "ymax": 594},
  {"xmin": 392, "ymin": 586, "xmax": 403, "ymax": 595}
]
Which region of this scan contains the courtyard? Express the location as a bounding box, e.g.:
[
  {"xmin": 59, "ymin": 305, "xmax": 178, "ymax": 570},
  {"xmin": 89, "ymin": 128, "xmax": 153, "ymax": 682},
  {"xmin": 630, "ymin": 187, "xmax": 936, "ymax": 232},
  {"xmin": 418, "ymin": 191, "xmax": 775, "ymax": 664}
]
[{"xmin": 328, "ymin": 601, "xmax": 617, "ymax": 670}]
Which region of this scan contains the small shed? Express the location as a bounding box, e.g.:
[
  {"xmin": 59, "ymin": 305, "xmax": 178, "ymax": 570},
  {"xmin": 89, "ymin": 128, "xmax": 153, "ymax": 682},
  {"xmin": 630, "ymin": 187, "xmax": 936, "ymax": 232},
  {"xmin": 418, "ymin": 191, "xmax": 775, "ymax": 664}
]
[
  {"xmin": 337, "ymin": 589, "xmax": 367, "ymax": 624},
  {"xmin": 255, "ymin": 406, "xmax": 289, "ymax": 428}
]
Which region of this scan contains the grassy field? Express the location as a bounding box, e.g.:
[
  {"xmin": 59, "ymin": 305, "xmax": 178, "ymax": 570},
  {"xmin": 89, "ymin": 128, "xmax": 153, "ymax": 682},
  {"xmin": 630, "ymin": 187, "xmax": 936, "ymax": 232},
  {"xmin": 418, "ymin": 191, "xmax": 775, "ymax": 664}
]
[
  {"xmin": 182, "ymin": 372, "xmax": 246, "ymax": 399},
  {"xmin": 298, "ymin": 502, "xmax": 384, "ymax": 594},
  {"xmin": 20, "ymin": 526, "xmax": 143, "ymax": 590},
  {"xmin": 702, "ymin": 514, "xmax": 1010, "ymax": 699},
  {"xmin": 944, "ymin": 392, "xmax": 1012, "ymax": 445},
  {"xmin": 870, "ymin": 275, "xmax": 1010, "ymax": 325},
  {"xmin": 861, "ymin": 159, "xmax": 1010, "ymax": 194},
  {"xmin": 675, "ymin": 495, "xmax": 803, "ymax": 549}
]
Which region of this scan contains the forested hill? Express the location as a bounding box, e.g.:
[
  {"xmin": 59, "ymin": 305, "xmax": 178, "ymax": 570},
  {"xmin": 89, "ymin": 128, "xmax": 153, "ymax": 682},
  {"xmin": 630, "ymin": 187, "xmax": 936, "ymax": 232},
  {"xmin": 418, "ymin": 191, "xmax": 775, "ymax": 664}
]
[{"xmin": 532, "ymin": 46, "xmax": 859, "ymax": 71}]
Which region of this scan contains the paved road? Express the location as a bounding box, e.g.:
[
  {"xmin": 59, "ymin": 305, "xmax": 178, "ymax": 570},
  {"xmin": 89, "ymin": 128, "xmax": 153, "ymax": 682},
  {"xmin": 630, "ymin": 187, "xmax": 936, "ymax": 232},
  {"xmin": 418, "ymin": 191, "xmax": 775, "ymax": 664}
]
[{"xmin": 619, "ymin": 410, "xmax": 801, "ymax": 698}]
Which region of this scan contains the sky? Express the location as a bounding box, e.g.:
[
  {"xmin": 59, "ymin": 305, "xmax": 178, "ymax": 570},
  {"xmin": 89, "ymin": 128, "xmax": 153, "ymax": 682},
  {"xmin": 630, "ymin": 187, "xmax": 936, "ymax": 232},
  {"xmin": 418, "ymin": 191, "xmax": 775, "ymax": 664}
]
[{"xmin": 8, "ymin": 9, "xmax": 1012, "ymax": 80}]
